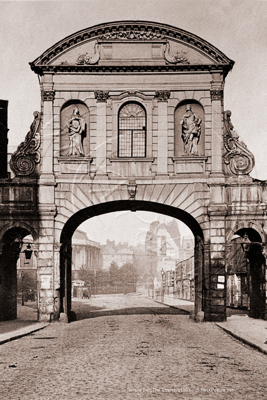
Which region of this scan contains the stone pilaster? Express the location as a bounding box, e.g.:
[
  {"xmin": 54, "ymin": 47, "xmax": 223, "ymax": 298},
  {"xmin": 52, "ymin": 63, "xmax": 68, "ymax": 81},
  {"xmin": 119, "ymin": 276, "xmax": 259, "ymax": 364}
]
[
  {"xmin": 95, "ymin": 91, "xmax": 108, "ymax": 176},
  {"xmin": 205, "ymin": 205, "xmax": 227, "ymax": 322},
  {"xmin": 210, "ymin": 73, "xmax": 224, "ymax": 176},
  {"xmin": 37, "ymin": 213, "xmax": 56, "ymax": 322},
  {"xmin": 155, "ymin": 91, "xmax": 170, "ymax": 177},
  {"xmin": 40, "ymin": 74, "xmax": 54, "ymax": 181},
  {"xmin": 53, "ymin": 243, "xmax": 61, "ymax": 320}
]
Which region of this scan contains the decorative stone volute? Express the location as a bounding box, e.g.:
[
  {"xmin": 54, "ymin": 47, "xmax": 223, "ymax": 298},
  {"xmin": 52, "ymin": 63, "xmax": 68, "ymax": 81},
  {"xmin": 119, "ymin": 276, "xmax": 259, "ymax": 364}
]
[
  {"xmin": 10, "ymin": 111, "xmax": 41, "ymax": 176},
  {"xmin": 223, "ymin": 110, "xmax": 255, "ymax": 175}
]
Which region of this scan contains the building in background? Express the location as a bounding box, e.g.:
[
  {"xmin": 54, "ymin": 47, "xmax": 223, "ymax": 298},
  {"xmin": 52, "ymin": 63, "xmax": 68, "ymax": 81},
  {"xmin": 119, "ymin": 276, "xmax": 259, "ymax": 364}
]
[
  {"xmin": 100, "ymin": 240, "xmax": 134, "ymax": 270},
  {"xmin": 72, "ymin": 229, "xmax": 101, "ymax": 280},
  {"xmin": 0, "ymin": 100, "xmax": 8, "ymax": 179},
  {"xmin": 175, "ymin": 256, "xmax": 194, "ymax": 301},
  {"xmin": 145, "ymin": 219, "xmax": 194, "ymax": 289}
]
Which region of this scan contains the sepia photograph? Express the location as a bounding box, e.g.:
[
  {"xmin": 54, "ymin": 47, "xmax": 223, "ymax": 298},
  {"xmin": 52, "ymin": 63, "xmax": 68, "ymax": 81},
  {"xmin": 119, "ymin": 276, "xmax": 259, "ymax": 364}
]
[{"xmin": 0, "ymin": 0, "xmax": 267, "ymax": 398}]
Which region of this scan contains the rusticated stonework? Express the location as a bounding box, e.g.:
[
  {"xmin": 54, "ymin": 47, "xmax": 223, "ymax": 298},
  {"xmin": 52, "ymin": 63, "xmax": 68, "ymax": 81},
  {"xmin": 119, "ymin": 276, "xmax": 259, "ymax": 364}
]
[
  {"xmin": 155, "ymin": 90, "xmax": 171, "ymax": 101},
  {"xmin": 10, "ymin": 111, "xmax": 41, "ymax": 176},
  {"xmin": 94, "ymin": 91, "xmax": 109, "ymax": 102},
  {"xmin": 210, "ymin": 89, "xmax": 223, "ymax": 101},
  {"xmin": 42, "ymin": 90, "xmax": 55, "ymax": 101}
]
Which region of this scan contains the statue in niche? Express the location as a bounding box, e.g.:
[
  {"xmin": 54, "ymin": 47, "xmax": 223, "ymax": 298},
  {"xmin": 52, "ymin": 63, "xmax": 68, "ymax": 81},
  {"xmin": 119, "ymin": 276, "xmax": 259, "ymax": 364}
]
[
  {"xmin": 67, "ymin": 106, "xmax": 85, "ymax": 156},
  {"xmin": 180, "ymin": 104, "xmax": 202, "ymax": 155}
]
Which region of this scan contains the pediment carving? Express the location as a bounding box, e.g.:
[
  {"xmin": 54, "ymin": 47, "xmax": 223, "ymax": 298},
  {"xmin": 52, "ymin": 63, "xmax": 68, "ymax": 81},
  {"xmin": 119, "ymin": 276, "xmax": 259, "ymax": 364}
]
[
  {"xmin": 30, "ymin": 21, "xmax": 234, "ymax": 75},
  {"xmin": 164, "ymin": 41, "xmax": 190, "ymax": 64},
  {"xmin": 76, "ymin": 42, "xmax": 100, "ymax": 65},
  {"xmin": 100, "ymin": 30, "xmax": 164, "ymax": 41}
]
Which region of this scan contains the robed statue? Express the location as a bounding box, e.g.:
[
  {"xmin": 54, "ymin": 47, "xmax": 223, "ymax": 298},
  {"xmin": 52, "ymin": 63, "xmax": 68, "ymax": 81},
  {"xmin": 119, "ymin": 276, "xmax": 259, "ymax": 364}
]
[
  {"xmin": 180, "ymin": 104, "xmax": 202, "ymax": 155},
  {"xmin": 67, "ymin": 106, "xmax": 85, "ymax": 156}
]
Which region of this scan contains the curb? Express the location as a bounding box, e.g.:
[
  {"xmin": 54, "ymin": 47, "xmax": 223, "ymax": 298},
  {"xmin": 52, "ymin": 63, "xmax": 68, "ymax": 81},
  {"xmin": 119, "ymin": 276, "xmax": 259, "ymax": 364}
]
[
  {"xmin": 216, "ymin": 323, "xmax": 267, "ymax": 355},
  {"xmin": 0, "ymin": 323, "xmax": 50, "ymax": 346},
  {"xmin": 150, "ymin": 298, "xmax": 190, "ymax": 314}
]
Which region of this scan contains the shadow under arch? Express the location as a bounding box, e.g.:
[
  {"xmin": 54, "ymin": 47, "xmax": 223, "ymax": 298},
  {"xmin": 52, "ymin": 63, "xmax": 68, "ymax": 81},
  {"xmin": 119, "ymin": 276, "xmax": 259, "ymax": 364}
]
[
  {"xmin": 226, "ymin": 227, "xmax": 265, "ymax": 319},
  {"xmin": 0, "ymin": 225, "xmax": 33, "ymax": 321},
  {"xmin": 59, "ymin": 200, "xmax": 204, "ymax": 322}
]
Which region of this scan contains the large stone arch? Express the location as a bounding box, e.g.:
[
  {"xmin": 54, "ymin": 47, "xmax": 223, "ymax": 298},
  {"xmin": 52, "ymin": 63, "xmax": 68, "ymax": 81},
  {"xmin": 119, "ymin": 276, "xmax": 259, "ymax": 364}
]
[
  {"xmin": 3, "ymin": 19, "xmax": 266, "ymax": 324},
  {"xmin": 58, "ymin": 200, "xmax": 204, "ymax": 322}
]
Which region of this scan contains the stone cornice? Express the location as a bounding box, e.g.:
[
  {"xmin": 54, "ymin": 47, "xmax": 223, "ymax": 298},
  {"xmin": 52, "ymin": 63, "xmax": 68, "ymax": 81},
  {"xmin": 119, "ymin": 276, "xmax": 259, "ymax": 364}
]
[
  {"xmin": 30, "ymin": 20, "xmax": 234, "ymax": 75},
  {"xmin": 31, "ymin": 64, "xmax": 228, "ymax": 76}
]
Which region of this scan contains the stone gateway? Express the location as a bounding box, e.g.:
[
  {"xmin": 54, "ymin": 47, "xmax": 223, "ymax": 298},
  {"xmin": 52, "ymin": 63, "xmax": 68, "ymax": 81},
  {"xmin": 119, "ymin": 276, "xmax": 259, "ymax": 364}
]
[{"xmin": 0, "ymin": 21, "xmax": 266, "ymax": 323}]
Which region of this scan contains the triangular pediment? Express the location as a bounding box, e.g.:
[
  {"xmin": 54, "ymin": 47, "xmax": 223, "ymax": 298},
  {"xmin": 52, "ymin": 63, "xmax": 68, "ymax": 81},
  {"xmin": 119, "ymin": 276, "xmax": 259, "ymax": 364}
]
[{"xmin": 30, "ymin": 21, "xmax": 234, "ymax": 74}]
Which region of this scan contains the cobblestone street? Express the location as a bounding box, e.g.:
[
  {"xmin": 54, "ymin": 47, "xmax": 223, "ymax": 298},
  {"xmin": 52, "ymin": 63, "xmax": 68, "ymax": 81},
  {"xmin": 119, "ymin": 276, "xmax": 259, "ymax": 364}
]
[{"xmin": 0, "ymin": 295, "xmax": 266, "ymax": 399}]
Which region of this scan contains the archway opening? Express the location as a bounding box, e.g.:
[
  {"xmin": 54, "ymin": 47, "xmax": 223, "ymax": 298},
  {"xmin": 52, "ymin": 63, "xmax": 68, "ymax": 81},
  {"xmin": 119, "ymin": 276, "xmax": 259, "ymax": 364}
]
[
  {"xmin": 226, "ymin": 228, "xmax": 265, "ymax": 319},
  {"xmin": 0, "ymin": 227, "xmax": 38, "ymax": 322},
  {"xmin": 59, "ymin": 201, "xmax": 204, "ymax": 322}
]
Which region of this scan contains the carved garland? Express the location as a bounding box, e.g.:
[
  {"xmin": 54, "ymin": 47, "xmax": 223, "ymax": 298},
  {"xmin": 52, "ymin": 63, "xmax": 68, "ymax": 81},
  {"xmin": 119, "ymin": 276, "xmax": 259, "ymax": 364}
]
[
  {"xmin": 31, "ymin": 22, "xmax": 233, "ymax": 67},
  {"xmin": 42, "ymin": 91, "xmax": 55, "ymax": 101},
  {"xmin": 10, "ymin": 111, "xmax": 41, "ymax": 176},
  {"xmin": 223, "ymin": 110, "xmax": 255, "ymax": 175},
  {"xmin": 100, "ymin": 30, "xmax": 164, "ymax": 40},
  {"xmin": 155, "ymin": 91, "xmax": 170, "ymax": 101},
  {"xmin": 94, "ymin": 91, "xmax": 110, "ymax": 102},
  {"xmin": 210, "ymin": 89, "xmax": 223, "ymax": 101}
]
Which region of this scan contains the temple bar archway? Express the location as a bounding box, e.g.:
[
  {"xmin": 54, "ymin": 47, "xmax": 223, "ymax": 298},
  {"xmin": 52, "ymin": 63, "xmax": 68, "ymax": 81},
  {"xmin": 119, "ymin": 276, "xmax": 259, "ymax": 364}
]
[{"xmin": 0, "ymin": 20, "xmax": 266, "ymax": 323}]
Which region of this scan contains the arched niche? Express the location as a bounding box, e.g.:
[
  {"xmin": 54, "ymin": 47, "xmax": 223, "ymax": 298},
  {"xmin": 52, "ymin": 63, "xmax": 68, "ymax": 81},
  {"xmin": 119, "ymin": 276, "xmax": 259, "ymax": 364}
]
[
  {"xmin": 60, "ymin": 100, "xmax": 90, "ymax": 157},
  {"xmin": 174, "ymin": 100, "xmax": 205, "ymax": 157}
]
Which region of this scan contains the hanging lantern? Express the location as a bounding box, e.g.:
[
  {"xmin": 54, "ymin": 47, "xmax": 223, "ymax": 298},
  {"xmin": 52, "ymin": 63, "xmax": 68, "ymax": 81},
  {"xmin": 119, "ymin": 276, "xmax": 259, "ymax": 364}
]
[{"xmin": 24, "ymin": 243, "xmax": 33, "ymax": 260}]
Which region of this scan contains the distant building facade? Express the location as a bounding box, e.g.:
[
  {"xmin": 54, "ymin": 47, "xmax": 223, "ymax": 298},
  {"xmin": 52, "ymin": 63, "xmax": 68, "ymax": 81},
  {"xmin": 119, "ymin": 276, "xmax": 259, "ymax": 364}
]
[
  {"xmin": 100, "ymin": 240, "xmax": 134, "ymax": 270},
  {"xmin": 72, "ymin": 230, "xmax": 101, "ymax": 279}
]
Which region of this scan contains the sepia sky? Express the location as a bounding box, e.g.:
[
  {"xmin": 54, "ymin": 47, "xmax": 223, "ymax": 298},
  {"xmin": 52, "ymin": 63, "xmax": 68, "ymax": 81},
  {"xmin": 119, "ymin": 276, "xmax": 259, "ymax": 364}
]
[{"xmin": 1, "ymin": 0, "xmax": 266, "ymax": 244}]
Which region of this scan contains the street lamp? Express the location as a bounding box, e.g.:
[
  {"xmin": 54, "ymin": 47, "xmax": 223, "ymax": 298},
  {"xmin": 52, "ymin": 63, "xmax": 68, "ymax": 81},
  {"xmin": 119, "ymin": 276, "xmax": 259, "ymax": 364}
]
[
  {"xmin": 24, "ymin": 243, "xmax": 33, "ymax": 260},
  {"xmin": 240, "ymin": 233, "xmax": 251, "ymax": 252},
  {"xmin": 161, "ymin": 269, "xmax": 165, "ymax": 302},
  {"xmin": 21, "ymin": 271, "xmax": 24, "ymax": 306}
]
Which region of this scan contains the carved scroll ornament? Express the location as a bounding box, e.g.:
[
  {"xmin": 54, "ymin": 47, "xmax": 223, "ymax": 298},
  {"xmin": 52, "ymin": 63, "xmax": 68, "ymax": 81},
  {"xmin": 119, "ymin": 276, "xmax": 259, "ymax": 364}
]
[
  {"xmin": 10, "ymin": 111, "xmax": 41, "ymax": 176},
  {"xmin": 164, "ymin": 41, "xmax": 190, "ymax": 64},
  {"xmin": 223, "ymin": 110, "xmax": 255, "ymax": 175},
  {"xmin": 76, "ymin": 42, "xmax": 100, "ymax": 65}
]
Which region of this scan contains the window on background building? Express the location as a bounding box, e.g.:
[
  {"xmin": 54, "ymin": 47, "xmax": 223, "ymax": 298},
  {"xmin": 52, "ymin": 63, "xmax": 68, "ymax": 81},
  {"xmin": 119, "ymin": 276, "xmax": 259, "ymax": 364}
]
[{"xmin": 118, "ymin": 102, "xmax": 146, "ymax": 157}]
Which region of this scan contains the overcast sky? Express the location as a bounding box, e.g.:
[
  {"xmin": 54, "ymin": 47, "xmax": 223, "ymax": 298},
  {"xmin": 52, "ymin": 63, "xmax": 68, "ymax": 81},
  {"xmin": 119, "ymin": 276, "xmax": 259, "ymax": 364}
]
[{"xmin": 1, "ymin": 0, "xmax": 266, "ymax": 244}]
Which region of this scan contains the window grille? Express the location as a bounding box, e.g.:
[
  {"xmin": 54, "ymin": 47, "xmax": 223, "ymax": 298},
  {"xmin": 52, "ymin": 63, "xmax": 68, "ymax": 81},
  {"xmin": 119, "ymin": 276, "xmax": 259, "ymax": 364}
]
[{"xmin": 118, "ymin": 103, "xmax": 146, "ymax": 157}]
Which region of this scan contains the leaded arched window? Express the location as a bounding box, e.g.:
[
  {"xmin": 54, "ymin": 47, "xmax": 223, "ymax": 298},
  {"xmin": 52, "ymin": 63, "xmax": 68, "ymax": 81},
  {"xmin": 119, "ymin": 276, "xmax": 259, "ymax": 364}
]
[{"xmin": 118, "ymin": 102, "xmax": 146, "ymax": 157}]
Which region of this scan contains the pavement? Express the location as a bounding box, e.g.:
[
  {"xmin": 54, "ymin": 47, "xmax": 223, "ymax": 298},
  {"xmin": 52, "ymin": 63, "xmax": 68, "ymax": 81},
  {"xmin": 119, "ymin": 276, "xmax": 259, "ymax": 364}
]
[
  {"xmin": 1, "ymin": 294, "xmax": 267, "ymax": 356},
  {"xmin": 154, "ymin": 293, "xmax": 267, "ymax": 355},
  {"xmin": 0, "ymin": 303, "xmax": 49, "ymax": 345}
]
